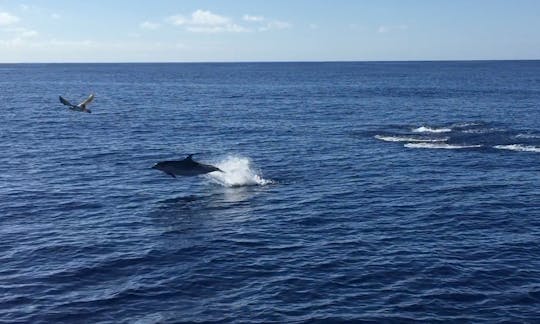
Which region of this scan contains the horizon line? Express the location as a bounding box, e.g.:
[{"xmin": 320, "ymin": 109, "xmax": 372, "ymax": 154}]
[{"xmin": 1, "ymin": 59, "xmax": 540, "ymax": 64}]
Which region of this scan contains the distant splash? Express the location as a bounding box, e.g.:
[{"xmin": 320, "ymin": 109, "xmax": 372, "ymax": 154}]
[
  {"xmin": 494, "ymin": 144, "xmax": 540, "ymax": 153},
  {"xmin": 375, "ymin": 122, "xmax": 540, "ymax": 153},
  {"xmin": 206, "ymin": 155, "xmax": 273, "ymax": 187},
  {"xmin": 412, "ymin": 126, "xmax": 452, "ymax": 133}
]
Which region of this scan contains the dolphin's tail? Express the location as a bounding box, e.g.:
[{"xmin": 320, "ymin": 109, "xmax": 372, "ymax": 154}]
[{"xmin": 208, "ymin": 165, "xmax": 224, "ymax": 173}]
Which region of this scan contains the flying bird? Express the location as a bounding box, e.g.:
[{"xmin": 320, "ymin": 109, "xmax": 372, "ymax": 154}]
[{"xmin": 59, "ymin": 94, "xmax": 94, "ymax": 113}]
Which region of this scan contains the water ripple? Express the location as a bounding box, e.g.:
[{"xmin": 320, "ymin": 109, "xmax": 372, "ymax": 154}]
[{"xmin": 2, "ymin": 62, "xmax": 540, "ymax": 322}]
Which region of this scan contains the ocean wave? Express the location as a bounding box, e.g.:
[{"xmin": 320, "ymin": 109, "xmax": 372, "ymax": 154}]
[
  {"xmin": 515, "ymin": 133, "xmax": 540, "ymax": 139},
  {"xmin": 461, "ymin": 127, "xmax": 504, "ymax": 134},
  {"xmin": 412, "ymin": 126, "xmax": 452, "ymax": 133},
  {"xmin": 374, "ymin": 135, "xmax": 448, "ymax": 142},
  {"xmin": 494, "ymin": 144, "xmax": 540, "ymax": 153},
  {"xmin": 404, "ymin": 143, "xmax": 482, "ymax": 149},
  {"xmin": 451, "ymin": 122, "xmax": 483, "ymax": 128}
]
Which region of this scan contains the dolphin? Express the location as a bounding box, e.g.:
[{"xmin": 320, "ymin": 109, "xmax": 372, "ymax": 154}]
[
  {"xmin": 152, "ymin": 154, "xmax": 223, "ymax": 178},
  {"xmin": 59, "ymin": 94, "xmax": 94, "ymax": 113}
]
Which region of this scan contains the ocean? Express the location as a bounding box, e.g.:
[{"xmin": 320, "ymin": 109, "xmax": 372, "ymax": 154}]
[{"xmin": 1, "ymin": 61, "xmax": 539, "ymax": 322}]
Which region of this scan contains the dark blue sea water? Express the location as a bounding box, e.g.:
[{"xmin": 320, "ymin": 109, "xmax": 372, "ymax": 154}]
[{"xmin": 1, "ymin": 61, "xmax": 540, "ymax": 322}]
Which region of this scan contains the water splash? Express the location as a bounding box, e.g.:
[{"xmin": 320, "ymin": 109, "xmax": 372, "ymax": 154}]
[
  {"xmin": 206, "ymin": 156, "xmax": 273, "ymax": 187},
  {"xmin": 412, "ymin": 126, "xmax": 452, "ymax": 133}
]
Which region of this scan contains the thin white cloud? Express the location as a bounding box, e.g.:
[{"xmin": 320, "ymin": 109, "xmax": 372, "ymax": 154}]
[
  {"xmin": 167, "ymin": 9, "xmax": 290, "ymax": 33},
  {"xmin": 168, "ymin": 10, "xmax": 249, "ymax": 33},
  {"xmin": 0, "ymin": 11, "xmax": 38, "ymax": 46},
  {"xmin": 0, "ymin": 38, "xmax": 24, "ymax": 47},
  {"xmin": 140, "ymin": 21, "xmax": 160, "ymax": 30},
  {"xmin": 19, "ymin": 29, "xmax": 38, "ymax": 38},
  {"xmin": 242, "ymin": 13, "xmax": 291, "ymax": 32},
  {"xmin": 0, "ymin": 12, "xmax": 20, "ymax": 26},
  {"xmin": 48, "ymin": 39, "xmax": 98, "ymax": 47},
  {"xmin": 170, "ymin": 10, "xmax": 229, "ymax": 26},
  {"xmin": 191, "ymin": 10, "xmax": 229, "ymax": 25},
  {"xmin": 2, "ymin": 26, "xmax": 38, "ymax": 38},
  {"xmin": 259, "ymin": 20, "xmax": 291, "ymax": 32},
  {"xmin": 168, "ymin": 14, "xmax": 186, "ymax": 26},
  {"xmin": 243, "ymin": 14, "xmax": 265, "ymax": 22},
  {"xmin": 269, "ymin": 21, "xmax": 291, "ymax": 29},
  {"xmin": 51, "ymin": 13, "xmax": 61, "ymax": 20},
  {"xmin": 186, "ymin": 24, "xmax": 248, "ymax": 33}
]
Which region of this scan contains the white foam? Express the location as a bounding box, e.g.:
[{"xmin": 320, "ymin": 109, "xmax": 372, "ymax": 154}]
[
  {"xmin": 206, "ymin": 156, "xmax": 273, "ymax": 187},
  {"xmin": 451, "ymin": 122, "xmax": 482, "ymax": 127},
  {"xmin": 494, "ymin": 144, "xmax": 540, "ymax": 153},
  {"xmin": 412, "ymin": 126, "xmax": 452, "ymax": 133},
  {"xmin": 462, "ymin": 127, "xmax": 503, "ymax": 134},
  {"xmin": 404, "ymin": 143, "xmax": 482, "ymax": 149},
  {"xmin": 515, "ymin": 133, "xmax": 540, "ymax": 139},
  {"xmin": 375, "ymin": 135, "xmax": 448, "ymax": 142}
]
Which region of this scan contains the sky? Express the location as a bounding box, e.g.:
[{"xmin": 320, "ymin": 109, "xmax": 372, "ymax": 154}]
[{"xmin": 1, "ymin": 0, "xmax": 539, "ymax": 62}]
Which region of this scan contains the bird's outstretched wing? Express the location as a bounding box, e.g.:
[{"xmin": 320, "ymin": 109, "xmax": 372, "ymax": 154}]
[
  {"xmin": 78, "ymin": 94, "xmax": 94, "ymax": 107},
  {"xmin": 59, "ymin": 96, "xmax": 73, "ymax": 106}
]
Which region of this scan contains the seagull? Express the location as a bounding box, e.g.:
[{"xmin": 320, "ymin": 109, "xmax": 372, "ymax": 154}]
[{"xmin": 59, "ymin": 94, "xmax": 94, "ymax": 113}]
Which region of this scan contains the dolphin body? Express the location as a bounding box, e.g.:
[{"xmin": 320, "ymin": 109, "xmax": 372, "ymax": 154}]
[
  {"xmin": 59, "ymin": 94, "xmax": 94, "ymax": 113},
  {"xmin": 152, "ymin": 154, "xmax": 223, "ymax": 178}
]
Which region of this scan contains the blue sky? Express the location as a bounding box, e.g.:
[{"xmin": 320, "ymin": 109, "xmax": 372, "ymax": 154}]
[{"xmin": 1, "ymin": 0, "xmax": 539, "ymax": 62}]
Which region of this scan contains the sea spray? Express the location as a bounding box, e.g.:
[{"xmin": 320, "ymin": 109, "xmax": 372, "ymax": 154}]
[
  {"xmin": 412, "ymin": 126, "xmax": 452, "ymax": 133},
  {"xmin": 206, "ymin": 156, "xmax": 272, "ymax": 187}
]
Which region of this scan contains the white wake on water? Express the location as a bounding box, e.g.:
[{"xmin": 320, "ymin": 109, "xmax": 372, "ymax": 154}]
[
  {"xmin": 405, "ymin": 143, "xmax": 482, "ymax": 149},
  {"xmin": 494, "ymin": 144, "xmax": 540, "ymax": 153},
  {"xmin": 206, "ymin": 156, "xmax": 273, "ymax": 187},
  {"xmin": 375, "ymin": 135, "xmax": 448, "ymax": 142}
]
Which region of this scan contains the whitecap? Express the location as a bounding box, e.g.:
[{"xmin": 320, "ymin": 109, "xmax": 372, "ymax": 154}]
[
  {"xmin": 515, "ymin": 133, "xmax": 540, "ymax": 139},
  {"xmin": 404, "ymin": 143, "xmax": 482, "ymax": 149},
  {"xmin": 462, "ymin": 127, "xmax": 504, "ymax": 134},
  {"xmin": 493, "ymin": 144, "xmax": 540, "ymax": 153},
  {"xmin": 451, "ymin": 122, "xmax": 483, "ymax": 128},
  {"xmin": 375, "ymin": 135, "xmax": 448, "ymax": 142},
  {"xmin": 412, "ymin": 126, "xmax": 452, "ymax": 133}
]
